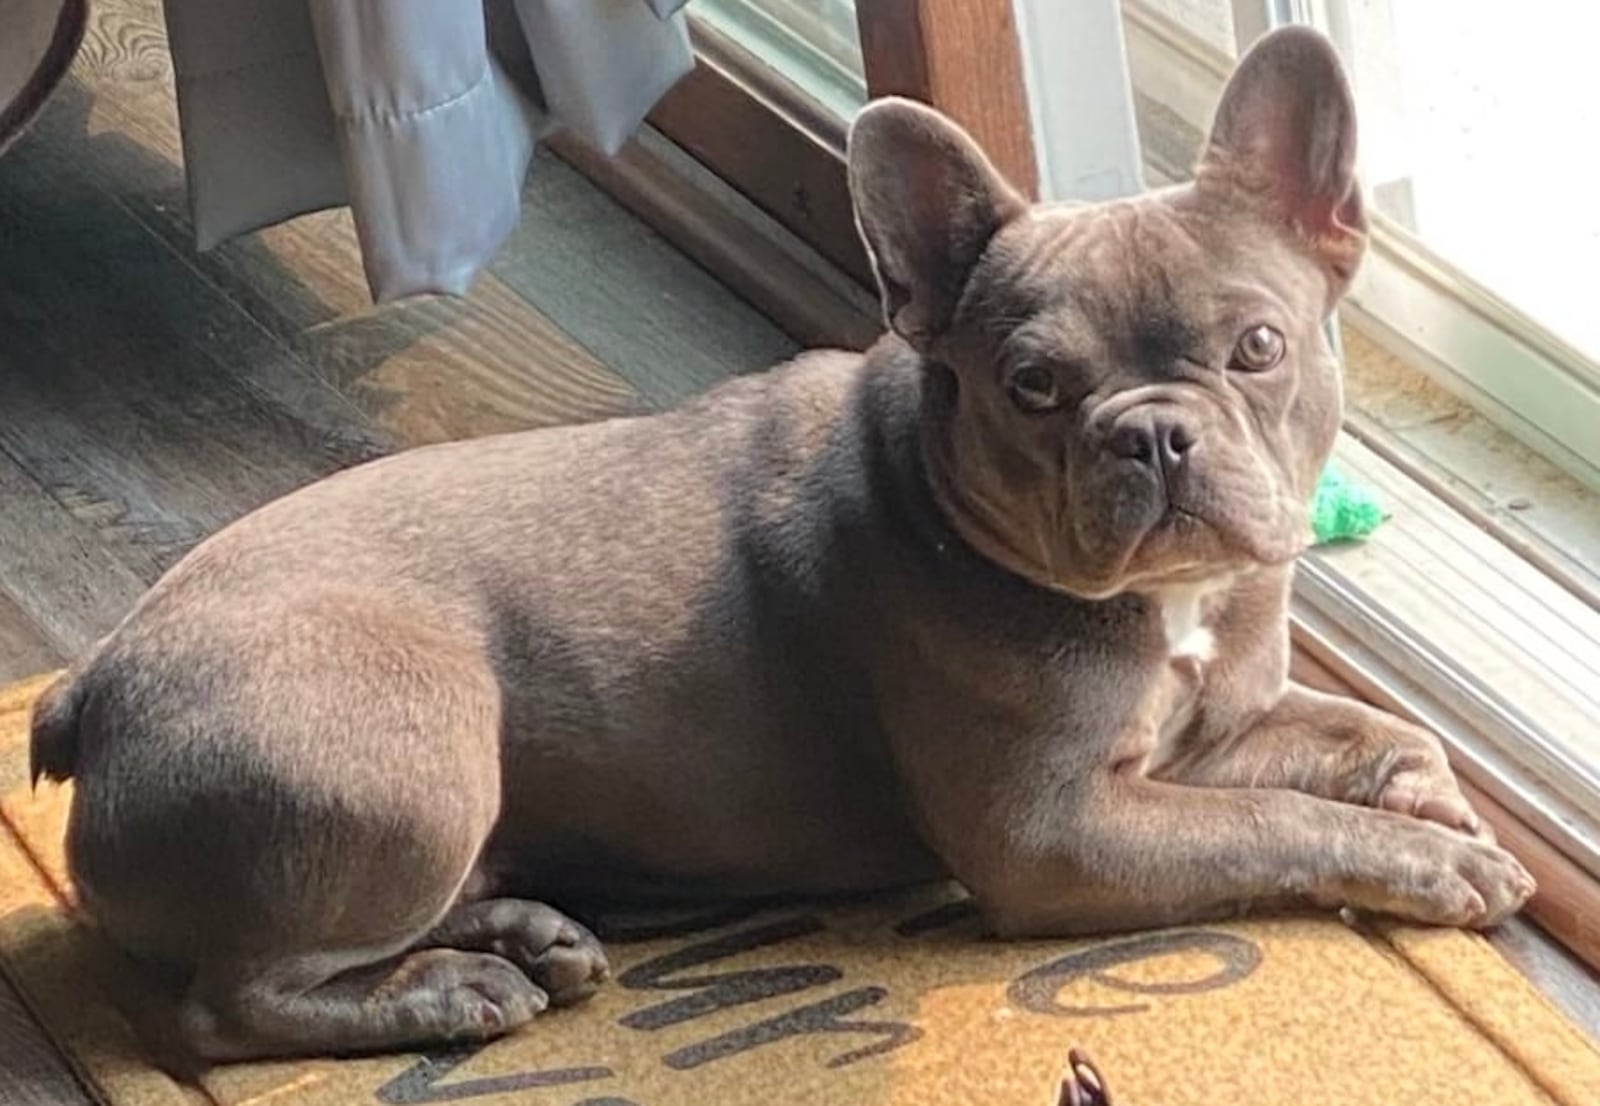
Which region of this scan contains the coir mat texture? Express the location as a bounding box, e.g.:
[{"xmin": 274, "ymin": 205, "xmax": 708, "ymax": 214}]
[{"xmin": 2, "ymin": 674, "xmax": 1599, "ymax": 1106}]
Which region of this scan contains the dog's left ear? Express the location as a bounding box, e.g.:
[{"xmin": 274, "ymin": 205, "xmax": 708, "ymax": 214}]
[
  {"xmin": 1196, "ymin": 26, "xmax": 1367, "ymax": 294},
  {"xmin": 848, "ymin": 98, "xmax": 1028, "ymax": 348}
]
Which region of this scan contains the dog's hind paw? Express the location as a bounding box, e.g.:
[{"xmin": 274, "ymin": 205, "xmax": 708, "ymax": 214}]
[{"xmin": 426, "ymin": 898, "xmax": 610, "ymax": 1008}]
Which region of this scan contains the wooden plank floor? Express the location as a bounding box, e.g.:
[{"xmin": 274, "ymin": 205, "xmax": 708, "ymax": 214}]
[
  {"xmin": 0, "ymin": 2, "xmax": 1594, "ymax": 1100},
  {"xmin": 0, "ymin": 0, "xmax": 795, "ymax": 675}
]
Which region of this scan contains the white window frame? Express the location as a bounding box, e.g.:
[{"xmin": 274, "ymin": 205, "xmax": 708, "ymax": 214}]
[{"xmin": 1012, "ymin": 0, "xmax": 1145, "ymax": 202}]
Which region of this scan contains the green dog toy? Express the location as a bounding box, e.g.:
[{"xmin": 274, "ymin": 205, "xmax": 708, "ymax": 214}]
[{"xmin": 1310, "ymin": 463, "xmax": 1388, "ymax": 544}]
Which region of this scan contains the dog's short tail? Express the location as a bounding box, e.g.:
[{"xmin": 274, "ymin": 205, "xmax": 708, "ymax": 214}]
[{"xmin": 29, "ymin": 671, "xmax": 84, "ymax": 786}]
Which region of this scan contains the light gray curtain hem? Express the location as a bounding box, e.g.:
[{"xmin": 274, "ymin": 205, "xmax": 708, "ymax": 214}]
[{"xmin": 163, "ymin": 0, "xmax": 693, "ymax": 302}]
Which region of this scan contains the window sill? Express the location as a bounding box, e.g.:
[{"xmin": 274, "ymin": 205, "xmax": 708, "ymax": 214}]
[{"xmin": 1337, "ymin": 327, "xmax": 1600, "ymax": 602}]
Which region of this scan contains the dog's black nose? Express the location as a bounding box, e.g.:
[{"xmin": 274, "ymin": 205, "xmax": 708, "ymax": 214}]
[{"xmin": 1108, "ymin": 413, "xmax": 1195, "ymax": 476}]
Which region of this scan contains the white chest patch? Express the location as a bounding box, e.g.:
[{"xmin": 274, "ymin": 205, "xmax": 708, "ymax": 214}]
[{"xmin": 1155, "ymin": 580, "xmax": 1224, "ymax": 663}]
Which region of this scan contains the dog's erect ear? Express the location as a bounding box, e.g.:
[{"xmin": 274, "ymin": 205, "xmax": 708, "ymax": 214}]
[
  {"xmin": 1196, "ymin": 26, "xmax": 1367, "ymax": 291},
  {"xmin": 848, "ymin": 98, "xmax": 1028, "ymax": 347}
]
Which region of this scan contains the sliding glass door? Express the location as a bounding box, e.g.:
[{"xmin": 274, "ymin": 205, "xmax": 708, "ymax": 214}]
[{"xmin": 691, "ymin": 0, "xmax": 866, "ymax": 118}]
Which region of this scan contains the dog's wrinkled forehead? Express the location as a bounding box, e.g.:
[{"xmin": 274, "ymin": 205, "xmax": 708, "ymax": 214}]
[
  {"xmin": 974, "ymin": 198, "xmax": 1311, "ymax": 375},
  {"xmin": 1015, "ymin": 205, "xmax": 1204, "ymax": 360}
]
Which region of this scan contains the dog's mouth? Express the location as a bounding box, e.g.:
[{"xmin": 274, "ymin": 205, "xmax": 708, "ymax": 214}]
[
  {"xmin": 1038, "ymin": 510, "xmax": 1268, "ymax": 600},
  {"xmin": 1100, "ymin": 502, "xmax": 1304, "ymax": 597},
  {"xmin": 1149, "ymin": 501, "xmax": 1308, "ymax": 570},
  {"xmin": 930, "ymin": 459, "xmax": 1307, "ymax": 600}
]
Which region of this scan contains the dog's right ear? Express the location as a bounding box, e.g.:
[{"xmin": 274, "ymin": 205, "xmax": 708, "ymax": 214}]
[
  {"xmin": 1195, "ymin": 26, "xmax": 1366, "ymax": 296},
  {"xmin": 848, "ymin": 98, "xmax": 1027, "ymax": 348}
]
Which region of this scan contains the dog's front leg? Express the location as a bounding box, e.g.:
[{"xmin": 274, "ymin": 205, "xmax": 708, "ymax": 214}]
[
  {"xmin": 1159, "ymin": 685, "xmax": 1486, "ymax": 838},
  {"xmin": 958, "ymin": 769, "xmax": 1533, "ymax": 939}
]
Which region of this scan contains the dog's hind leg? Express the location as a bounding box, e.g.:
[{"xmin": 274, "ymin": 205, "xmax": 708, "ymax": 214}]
[
  {"xmin": 178, "ymin": 944, "xmax": 548, "ymax": 1061},
  {"xmin": 66, "ymin": 603, "xmax": 535, "ymax": 1061}
]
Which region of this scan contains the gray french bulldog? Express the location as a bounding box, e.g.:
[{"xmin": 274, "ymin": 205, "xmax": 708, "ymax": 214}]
[{"xmin": 30, "ymin": 27, "xmax": 1533, "ymax": 1063}]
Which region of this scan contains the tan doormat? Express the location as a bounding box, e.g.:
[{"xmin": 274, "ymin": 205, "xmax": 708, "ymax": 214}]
[{"xmin": 3, "ymin": 674, "xmax": 1598, "ymax": 1106}]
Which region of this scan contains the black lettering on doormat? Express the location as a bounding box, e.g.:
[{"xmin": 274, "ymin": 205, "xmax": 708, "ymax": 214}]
[
  {"xmin": 375, "ymin": 1044, "xmax": 615, "ymax": 1104},
  {"xmin": 891, "ymin": 897, "xmax": 979, "ymax": 938},
  {"xmin": 1008, "ymin": 930, "xmax": 1262, "ymax": 1018},
  {"xmin": 594, "ymin": 902, "xmax": 764, "ymax": 944},
  {"xmin": 662, "ymin": 985, "xmax": 922, "ymax": 1071},
  {"xmin": 618, "ymin": 915, "xmax": 840, "ymax": 1030}
]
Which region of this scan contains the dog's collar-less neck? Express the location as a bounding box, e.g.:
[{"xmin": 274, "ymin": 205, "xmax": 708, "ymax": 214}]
[
  {"xmin": 860, "ymin": 342, "xmax": 1097, "ymax": 611},
  {"xmin": 856, "ymin": 345, "xmax": 965, "ymax": 559}
]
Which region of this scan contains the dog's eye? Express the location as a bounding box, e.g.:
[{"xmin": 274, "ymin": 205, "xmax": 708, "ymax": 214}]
[
  {"xmin": 1007, "ymin": 364, "xmax": 1062, "ymax": 413},
  {"xmin": 1230, "ymin": 325, "xmax": 1285, "ymax": 372}
]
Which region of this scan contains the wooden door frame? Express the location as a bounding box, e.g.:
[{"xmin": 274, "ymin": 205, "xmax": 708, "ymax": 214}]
[{"xmin": 854, "ymin": 1, "xmax": 1038, "ymax": 194}]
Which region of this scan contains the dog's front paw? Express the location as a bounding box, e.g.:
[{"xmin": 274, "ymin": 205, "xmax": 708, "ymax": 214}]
[
  {"xmin": 1368, "ymin": 741, "xmax": 1491, "ymax": 842},
  {"xmin": 1375, "ymin": 766, "xmax": 1486, "ymax": 840},
  {"xmin": 1353, "ymin": 824, "xmax": 1535, "ymax": 928}
]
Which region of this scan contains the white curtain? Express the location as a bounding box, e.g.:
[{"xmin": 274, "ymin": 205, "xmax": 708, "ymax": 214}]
[{"xmin": 162, "ymin": 0, "xmax": 694, "ymax": 301}]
